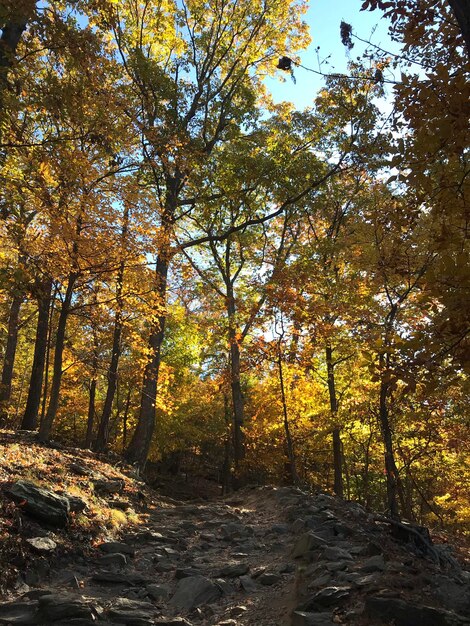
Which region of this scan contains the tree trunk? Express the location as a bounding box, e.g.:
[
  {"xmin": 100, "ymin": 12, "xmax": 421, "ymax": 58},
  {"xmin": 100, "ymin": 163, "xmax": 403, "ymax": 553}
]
[
  {"xmin": 95, "ymin": 267, "xmax": 124, "ymax": 450},
  {"xmin": 122, "ymin": 386, "xmax": 131, "ymax": 452},
  {"xmin": 0, "ymin": 293, "xmax": 22, "ymax": 420},
  {"xmin": 326, "ymin": 345, "xmax": 343, "ymax": 497},
  {"xmin": 21, "ymin": 277, "xmax": 52, "ymax": 430},
  {"xmin": 447, "ymin": 0, "xmax": 470, "ymax": 59},
  {"xmin": 226, "ymin": 292, "xmax": 245, "ymax": 466},
  {"xmin": 378, "ymin": 377, "xmax": 401, "ymax": 519},
  {"xmin": 38, "ymin": 272, "xmax": 76, "ymax": 441},
  {"xmin": 220, "ymin": 391, "xmax": 232, "ymax": 495},
  {"xmin": 125, "ymin": 251, "xmax": 169, "ymax": 468},
  {"xmin": 85, "ymin": 377, "xmax": 97, "ymax": 449},
  {"xmin": 277, "ymin": 347, "xmax": 298, "ymax": 484},
  {"xmin": 95, "ymin": 205, "xmax": 129, "ymax": 450},
  {"xmin": 0, "ymin": 0, "xmax": 36, "ymax": 174},
  {"xmin": 85, "ymin": 333, "xmax": 99, "ymax": 449}
]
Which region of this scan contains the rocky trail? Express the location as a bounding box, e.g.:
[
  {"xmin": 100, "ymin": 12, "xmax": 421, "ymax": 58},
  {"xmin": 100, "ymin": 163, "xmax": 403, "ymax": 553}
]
[{"xmin": 0, "ymin": 434, "xmax": 469, "ymax": 626}]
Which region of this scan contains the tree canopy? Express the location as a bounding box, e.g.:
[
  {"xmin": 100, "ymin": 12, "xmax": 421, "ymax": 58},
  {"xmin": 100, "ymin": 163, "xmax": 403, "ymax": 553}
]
[{"xmin": 0, "ymin": 0, "xmax": 468, "ymax": 529}]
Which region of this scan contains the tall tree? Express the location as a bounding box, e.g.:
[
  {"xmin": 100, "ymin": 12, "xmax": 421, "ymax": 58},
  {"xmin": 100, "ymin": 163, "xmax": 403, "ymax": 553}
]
[{"xmin": 90, "ymin": 0, "xmax": 312, "ymax": 467}]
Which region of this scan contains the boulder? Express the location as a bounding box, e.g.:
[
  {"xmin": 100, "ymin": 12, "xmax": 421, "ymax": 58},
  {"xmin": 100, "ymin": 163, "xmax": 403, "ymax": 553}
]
[
  {"xmin": 220, "ymin": 563, "xmax": 249, "ymax": 577},
  {"xmin": 239, "ymin": 575, "xmax": 257, "ymax": 592},
  {"xmin": 258, "ymin": 572, "xmax": 281, "ymax": 586},
  {"xmin": 146, "ymin": 584, "xmax": 170, "ymax": 601},
  {"xmin": 292, "ymin": 533, "xmax": 326, "ymax": 558},
  {"xmin": 0, "ymin": 600, "xmax": 38, "ymax": 625},
  {"xmin": 26, "ymin": 537, "xmax": 57, "ymax": 552},
  {"xmin": 299, "ymin": 586, "xmax": 351, "ymax": 611},
  {"xmin": 107, "ymin": 598, "xmax": 158, "ymax": 625},
  {"xmin": 5, "ymin": 481, "xmax": 70, "ymax": 527},
  {"xmin": 322, "ymin": 546, "xmax": 353, "ymax": 561},
  {"xmin": 98, "ymin": 541, "xmax": 135, "ymax": 556},
  {"xmin": 360, "ymin": 554, "xmax": 386, "ymax": 573},
  {"xmin": 92, "ymin": 479, "xmax": 124, "ymax": 494},
  {"xmin": 169, "ymin": 576, "xmax": 222, "ymax": 609},
  {"xmin": 37, "ymin": 593, "xmax": 96, "ymax": 622},
  {"xmin": 66, "ymin": 495, "xmax": 87, "ymax": 513},
  {"xmin": 364, "ymin": 595, "xmax": 469, "ymax": 626},
  {"xmin": 99, "ymin": 553, "xmax": 128, "ymax": 568}
]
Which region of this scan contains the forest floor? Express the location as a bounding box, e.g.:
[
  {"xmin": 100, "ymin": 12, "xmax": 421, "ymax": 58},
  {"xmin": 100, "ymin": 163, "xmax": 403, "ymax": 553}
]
[{"xmin": 0, "ymin": 429, "xmax": 469, "ymax": 626}]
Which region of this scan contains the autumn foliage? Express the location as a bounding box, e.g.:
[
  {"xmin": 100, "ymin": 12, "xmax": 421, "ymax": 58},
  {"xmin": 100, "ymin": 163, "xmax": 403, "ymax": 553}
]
[{"xmin": 0, "ymin": 0, "xmax": 468, "ymax": 531}]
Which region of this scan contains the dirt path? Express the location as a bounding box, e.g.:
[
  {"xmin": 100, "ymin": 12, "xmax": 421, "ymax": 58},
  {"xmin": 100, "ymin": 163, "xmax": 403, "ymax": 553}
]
[{"xmin": 1, "ymin": 477, "xmax": 470, "ymax": 625}]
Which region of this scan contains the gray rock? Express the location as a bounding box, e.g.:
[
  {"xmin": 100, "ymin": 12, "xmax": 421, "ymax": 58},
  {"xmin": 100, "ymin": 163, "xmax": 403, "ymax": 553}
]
[
  {"xmin": 220, "ymin": 563, "xmax": 249, "ymax": 577},
  {"xmin": 169, "ymin": 575, "xmax": 222, "ymax": 609},
  {"xmin": 155, "ymin": 561, "xmax": 174, "ymax": 573},
  {"xmin": 279, "ymin": 563, "xmax": 296, "ymax": 574},
  {"xmin": 214, "ymin": 578, "xmax": 235, "ymax": 595},
  {"xmin": 92, "ymin": 571, "xmax": 148, "ymax": 585},
  {"xmin": 107, "ymin": 597, "xmax": 158, "ymax": 624},
  {"xmin": 69, "ymin": 463, "xmax": 93, "ymax": 477},
  {"xmin": 146, "ymin": 584, "xmax": 170, "ymax": 601},
  {"xmin": 354, "ymin": 573, "xmax": 382, "ymax": 589},
  {"xmin": 99, "ymin": 541, "xmax": 135, "ymax": 556},
  {"xmin": 175, "ymin": 567, "xmax": 201, "ymax": 579},
  {"xmin": 434, "ymin": 576, "xmax": 470, "ymax": 616},
  {"xmin": 99, "ymin": 553, "xmax": 128, "ymax": 568},
  {"xmin": 350, "ymin": 541, "xmax": 383, "ymax": 557},
  {"xmin": 26, "ymin": 537, "xmax": 57, "ymax": 552},
  {"xmin": 239, "ymin": 575, "xmax": 257, "ymax": 592},
  {"xmin": 292, "ymin": 533, "xmax": 327, "ymax": 558},
  {"xmin": 107, "ymin": 499, "xmax": 130, "ymax": 510},
  {"xmin": 308, "ymin": 574, "xmax": 331, "ymax": 589},
  {"xmin": 66, "ymin": 495, "xmax": 87, "ymax": 513},
  {"xmin": 322, "ymin": 546, "xmax": 353, "ymax": 561},
  {"xmin": 37, "ymin": 593, "xmax": 96, "ymax": 621},
  {"xmin": 271, "ymin": 524, "xmax": 290, "ymax": 534},
  {"xmin": 360, "ymin": 554, "xmax": 385, "ymax": 573},
  {"xmin": 292, "ymin": 612, "xmax": 334, "ymax": 626},
  {"xmin": 325, "ymin": 561, "xmax": 349, "ymax": 572},
  {"xmin": 230, "ymin": 606, "xmax": 247, "ymax": 617},
  {"xmin": 364, "ymin": 595, "xmax": 469, "ymax": 626},
  {"xmin": 299, "ymin": 586, "xmax": 351, "ymax": 610},
  {"xmin": 93, "ymin": 478, "xmax": 124, "ymax": 494},
  {"xmin": 258, "ymin": 572, "xmax": 281, "ymax": 586},
  {"xmin": 0, "ymin": 600, "xmax": 38, "ymax": 625},
  {"xmin": 292, "ymin": 519, "xmax": 306, "ymax": 533},
  {"xmin": 5, "ymin": 481, "xmax": 70, "ymax": 527},
  {"xmin": 220, "ymin": 522, "xmax": 253, "ymax": 541}
]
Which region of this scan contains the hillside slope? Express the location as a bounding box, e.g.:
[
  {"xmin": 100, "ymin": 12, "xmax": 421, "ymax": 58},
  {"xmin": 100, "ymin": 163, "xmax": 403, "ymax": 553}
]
[{"xmin": 0, "ymin": 430, "xmax": 469, "ymax": 626}]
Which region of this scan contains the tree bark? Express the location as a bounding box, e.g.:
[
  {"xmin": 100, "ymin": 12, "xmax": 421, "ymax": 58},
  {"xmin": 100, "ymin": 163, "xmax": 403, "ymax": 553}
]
[
  {"xmin": 85, "ymin": 375, "xmax": 97, "ymax": 449},
  {"xmin": 85, "ymin": 331, "xmax": 99, "ymax": 448},
  {"xmin": 0, "ymin": 292, "xmax": 22, "ymax": 420},
  {"xmin": 125, "ymin": 173, "xmax": 180, "ymax": 469},
  {"xmin": 277, "ymin": 347, "xmax": 298, "ymax": 484},
  {"xmin": 447, "ymin": 0, "xmax": 470, "ymax": 59},
  {"xmin": 20, "ymin": 277, "xmax": 52, "ymax": 430},
  {"xmin": 38, "ymin": 272, "xmax": 76, "ymax": 441},
  {"xmin": 378, "ymin": 376, "xmax": 402, "ymax": 519},
  {"xmin": 326, "ymin": 344, "xmax": 343, "ymax": 497},
  {"xmin": 226, "ymin": 291, "xmax": 245, "ymax": 466},
  {"xmin": 125, "ymin": 252, "xmax": 168, "ymax": 468},
  {"xmin": 95, "ymin": 206, "xmax": 129, "ymax": 450},
  {"xmin": 0, "ymin": 0, "xmax": 36, "ymax": 172},
  {"xmin": 122, "ymin": 386, "xmax": 131, "ymax": 452}
]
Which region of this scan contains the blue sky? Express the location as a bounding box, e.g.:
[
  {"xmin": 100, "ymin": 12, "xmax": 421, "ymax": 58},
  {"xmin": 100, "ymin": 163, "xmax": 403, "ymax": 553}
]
[{"xmin": 266, "ymin": 0, "xmax": 401, "ymax": 109}]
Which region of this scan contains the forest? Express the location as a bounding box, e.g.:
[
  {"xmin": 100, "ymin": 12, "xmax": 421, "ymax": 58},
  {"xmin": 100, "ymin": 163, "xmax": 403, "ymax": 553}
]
[{"xmin": 0, "ymin": 0, "xmax": 468, "ymax": 531}]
